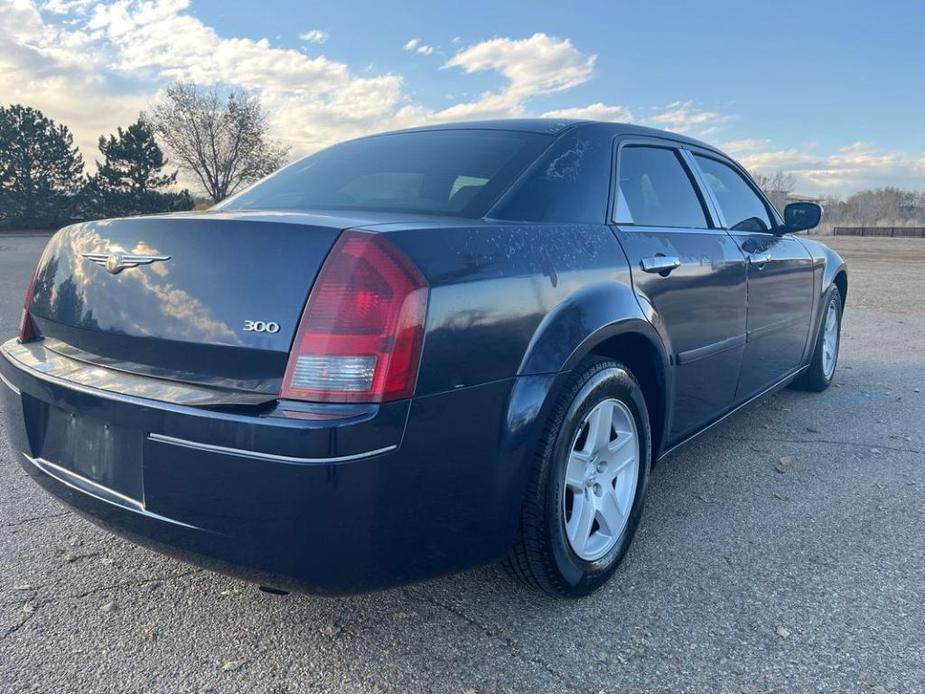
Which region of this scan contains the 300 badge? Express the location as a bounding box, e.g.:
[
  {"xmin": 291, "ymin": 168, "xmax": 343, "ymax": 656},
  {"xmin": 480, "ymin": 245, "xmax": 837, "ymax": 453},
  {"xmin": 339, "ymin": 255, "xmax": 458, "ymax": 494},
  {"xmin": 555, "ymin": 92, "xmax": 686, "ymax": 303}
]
[{"xmin": 242, "ymin": 320, "xmax": 280, "ymax": 333}]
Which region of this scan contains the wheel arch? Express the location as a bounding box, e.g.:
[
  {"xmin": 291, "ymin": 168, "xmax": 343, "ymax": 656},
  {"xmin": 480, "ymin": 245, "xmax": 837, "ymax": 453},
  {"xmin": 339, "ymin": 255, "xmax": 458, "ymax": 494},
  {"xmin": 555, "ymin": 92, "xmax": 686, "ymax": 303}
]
[
  {"xmin": 833, "ymin": 268, "xmax": 848, "ymax": 306},
  {"xmin": 816, "ymin": 241, "xmax": 847, "ymax": 307},
  {"xmin": 516, "ymin": 281, "xmax": 672, "ymax": 461},
  {"xmin": 585, "ymin": 330, "xmax": 670, "ymax": 461},
  {"xmin": 809, "ymin": 261, "xmax": 847, "ymax": 354}
]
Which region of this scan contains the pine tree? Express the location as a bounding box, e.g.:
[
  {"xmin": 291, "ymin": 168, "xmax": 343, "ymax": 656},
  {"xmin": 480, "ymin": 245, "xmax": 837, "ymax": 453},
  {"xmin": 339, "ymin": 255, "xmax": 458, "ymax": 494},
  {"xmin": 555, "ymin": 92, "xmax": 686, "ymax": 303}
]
[
  {"xmin": 0, "ymin": 105, "xmax": 84, "ymax": 228},
  {"xmin": 85, "ymin": 117, "xmax": 193, "ymax": 219}
]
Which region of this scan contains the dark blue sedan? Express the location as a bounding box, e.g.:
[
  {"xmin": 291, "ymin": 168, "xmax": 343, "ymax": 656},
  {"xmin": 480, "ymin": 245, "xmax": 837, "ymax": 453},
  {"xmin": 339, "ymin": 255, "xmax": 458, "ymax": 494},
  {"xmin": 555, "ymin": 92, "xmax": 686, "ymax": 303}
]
[{"xmin": 0, "ymin": 120, "xmax": 846, "ymax": 597}]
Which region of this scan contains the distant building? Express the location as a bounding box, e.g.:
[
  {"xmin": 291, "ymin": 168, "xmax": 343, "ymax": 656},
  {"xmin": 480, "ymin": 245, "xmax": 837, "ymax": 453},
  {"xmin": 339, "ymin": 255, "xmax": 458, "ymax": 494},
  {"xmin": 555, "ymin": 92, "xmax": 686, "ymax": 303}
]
[{"xmin": 786, "ymin": 193, "xmax": 825, "ymax": 204}]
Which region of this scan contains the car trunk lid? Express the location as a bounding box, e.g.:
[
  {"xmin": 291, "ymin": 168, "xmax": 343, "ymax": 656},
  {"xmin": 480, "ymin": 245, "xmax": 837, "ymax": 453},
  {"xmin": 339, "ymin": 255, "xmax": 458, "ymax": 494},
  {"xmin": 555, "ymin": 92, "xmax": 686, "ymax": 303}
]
[{"xmin": 27, "ymin": 213, "xmax": 352, "ymax": 395}]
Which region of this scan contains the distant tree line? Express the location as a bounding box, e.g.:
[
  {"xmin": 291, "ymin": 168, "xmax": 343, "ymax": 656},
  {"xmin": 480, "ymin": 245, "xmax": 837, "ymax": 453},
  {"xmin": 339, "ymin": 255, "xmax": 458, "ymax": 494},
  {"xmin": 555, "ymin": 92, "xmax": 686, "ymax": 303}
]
[
  {"xmin": 0, "ymin": 105, "xmax": 192, "ymax": 228},
  {"xmin": 0, "ymin": 83, "xmax": 287, "ymax": 229},
  {"xmin": 752, "ymin": 169, "xmax": 925, "ymax": 232},
  {"xmin": 819, "ymin": 188, "xmax": 925, "ymax": 228}
]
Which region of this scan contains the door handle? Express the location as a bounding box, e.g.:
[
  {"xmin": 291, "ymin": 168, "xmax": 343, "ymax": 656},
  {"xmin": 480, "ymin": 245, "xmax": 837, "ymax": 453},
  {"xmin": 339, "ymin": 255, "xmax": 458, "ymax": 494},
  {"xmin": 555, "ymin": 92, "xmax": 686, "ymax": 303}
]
[
  {"xmin": 640, "ymin": 256, "xmax": 681, "ymax": 275},
  {"xmin": 748, "ymin": 253, "xmax": 773, "ymax": 267}
]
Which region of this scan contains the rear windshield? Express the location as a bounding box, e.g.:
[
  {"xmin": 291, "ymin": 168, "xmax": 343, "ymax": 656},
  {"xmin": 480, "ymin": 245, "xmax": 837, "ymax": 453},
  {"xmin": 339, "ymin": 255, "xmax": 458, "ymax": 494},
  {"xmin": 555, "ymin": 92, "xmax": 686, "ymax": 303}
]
[{"xmin": 216, "ymin": 130, "xmax": 552, "ymax": 218}]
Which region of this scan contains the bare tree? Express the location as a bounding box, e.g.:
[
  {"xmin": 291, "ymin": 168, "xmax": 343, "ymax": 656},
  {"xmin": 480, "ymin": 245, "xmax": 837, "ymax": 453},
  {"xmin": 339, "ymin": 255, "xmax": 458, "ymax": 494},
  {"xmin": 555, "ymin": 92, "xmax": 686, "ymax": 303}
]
[
  {"xmin": 145, "ymin": 82, "xmax": 288, "ymax": 203},
  {"xmin": 822, "ymin": 187, "xmax": 925, "ymax": 228},
  {"xmin": 751, "ymin": 169, "xmax": 797, "ymax": 213}
]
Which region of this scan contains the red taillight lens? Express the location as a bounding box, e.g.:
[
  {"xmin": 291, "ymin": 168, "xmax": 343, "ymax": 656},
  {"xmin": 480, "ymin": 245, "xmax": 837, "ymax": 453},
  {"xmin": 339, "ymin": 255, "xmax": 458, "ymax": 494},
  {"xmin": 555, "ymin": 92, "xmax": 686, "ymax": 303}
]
[
  {"xmin": 18, "ymin": 262, "xmax": 41, "ymax": 342},
  {"xmin": 280, "ymin": 230, "xmax": 429, "ymax": 403}
]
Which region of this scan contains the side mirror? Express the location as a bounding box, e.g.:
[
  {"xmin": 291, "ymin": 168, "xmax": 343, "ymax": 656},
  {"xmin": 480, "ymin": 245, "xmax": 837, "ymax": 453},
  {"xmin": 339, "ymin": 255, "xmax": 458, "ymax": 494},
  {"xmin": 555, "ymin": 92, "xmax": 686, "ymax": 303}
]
[{"xmin": 782, "ymin": 202, "xmax": 822, "ymax": 233}]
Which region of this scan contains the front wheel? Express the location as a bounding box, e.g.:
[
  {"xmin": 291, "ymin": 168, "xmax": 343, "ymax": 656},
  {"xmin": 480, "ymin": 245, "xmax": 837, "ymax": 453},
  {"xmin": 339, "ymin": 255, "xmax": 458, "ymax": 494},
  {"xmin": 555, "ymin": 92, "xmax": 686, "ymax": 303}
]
[
  {"xmin": 791, "ymin": 286, "xmax": 843, "ymax": 392},
  {"xmin": 505, "ymin": 357, "xmax": 651, "ymax": 598}
]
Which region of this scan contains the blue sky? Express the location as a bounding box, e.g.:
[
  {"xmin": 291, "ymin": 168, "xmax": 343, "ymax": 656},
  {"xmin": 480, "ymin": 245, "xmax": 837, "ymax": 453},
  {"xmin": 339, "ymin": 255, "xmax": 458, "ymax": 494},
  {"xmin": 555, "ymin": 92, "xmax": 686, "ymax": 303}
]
[{"xmin": 3, "ymin": 0, "xmax": 924, "ymax": 194}]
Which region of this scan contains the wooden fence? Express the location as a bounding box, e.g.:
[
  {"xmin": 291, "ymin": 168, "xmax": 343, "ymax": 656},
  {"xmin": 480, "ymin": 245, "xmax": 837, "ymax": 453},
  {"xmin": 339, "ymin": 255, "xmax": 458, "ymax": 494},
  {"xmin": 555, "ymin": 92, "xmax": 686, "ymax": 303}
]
[{"xmin": 834, "ymin": 226, "xmax": 925, "ymax": 238}]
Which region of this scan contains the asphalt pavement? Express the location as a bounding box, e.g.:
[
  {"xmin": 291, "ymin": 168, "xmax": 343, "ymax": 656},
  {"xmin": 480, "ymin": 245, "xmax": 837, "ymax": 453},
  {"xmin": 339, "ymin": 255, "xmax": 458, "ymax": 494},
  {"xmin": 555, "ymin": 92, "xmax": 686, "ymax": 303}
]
[{"xmin": 1, "ymin": 233, "xmax": 923, "ymax": 693}]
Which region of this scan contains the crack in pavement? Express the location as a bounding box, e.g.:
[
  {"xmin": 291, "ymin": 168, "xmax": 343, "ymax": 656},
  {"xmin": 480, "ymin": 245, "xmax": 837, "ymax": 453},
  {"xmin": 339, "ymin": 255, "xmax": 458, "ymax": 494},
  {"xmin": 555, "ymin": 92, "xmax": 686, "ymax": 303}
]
[
  {"xmin": 63, "ymin": 568, "xmax": 205, "ymax": 601},
  {"xmin": 403, "ymin": 588, "xmax": 575, "ymax": 690},
  {"xmin": 0, "ymin": 595, "xmax": 38, "ymax": 608},
  {"xmin": 718, "ymin": 436, "xmax": 925, "ymax": 455},
  {"xmin": 1, "ymin": 604, "xmax": 38, "ymax": 641},
  {"xmin": 0, "ymin": 569, "xmax": 204, "ymax": 623},
  {"xmin": 0, "ymin": 569, "xmax": 207, "ymax": 642},
  {"xmin": 0, "ymin": 511, "xmax": 70, "ymax": 528}
]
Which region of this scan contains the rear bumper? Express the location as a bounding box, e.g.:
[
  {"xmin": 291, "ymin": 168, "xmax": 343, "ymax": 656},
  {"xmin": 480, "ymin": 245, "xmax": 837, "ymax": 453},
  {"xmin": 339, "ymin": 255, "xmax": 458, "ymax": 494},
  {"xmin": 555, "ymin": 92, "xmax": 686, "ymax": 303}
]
[{"xmin": 0, "ymin": 338, "xmax": 529, "ymax": 594}]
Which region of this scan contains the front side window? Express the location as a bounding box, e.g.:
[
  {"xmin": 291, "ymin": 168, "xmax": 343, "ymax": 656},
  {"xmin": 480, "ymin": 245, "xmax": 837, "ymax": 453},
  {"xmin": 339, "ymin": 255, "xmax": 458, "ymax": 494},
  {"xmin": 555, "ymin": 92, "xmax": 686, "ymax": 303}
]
[
  {"xmin": 694, "ymin": 155, "xmax": 774, "ymax": 233},
  {"xmin": 615, "ymin": 146, "xmax": 708, "ymax": 228},
  {"xmin": 216, "ymin": 130, "xmax": 551, "ymax": 219}
]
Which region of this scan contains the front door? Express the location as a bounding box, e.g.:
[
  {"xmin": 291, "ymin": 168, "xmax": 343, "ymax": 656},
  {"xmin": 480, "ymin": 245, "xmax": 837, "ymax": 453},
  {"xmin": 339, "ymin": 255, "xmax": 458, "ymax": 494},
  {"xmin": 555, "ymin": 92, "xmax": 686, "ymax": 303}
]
[
  {"xmin": 691, "ymin": 154, "xmax": 814, "ymax": 399},
  {"xmin": 612, "ymin": 142, "xmax": 748, "ymax": 443}
]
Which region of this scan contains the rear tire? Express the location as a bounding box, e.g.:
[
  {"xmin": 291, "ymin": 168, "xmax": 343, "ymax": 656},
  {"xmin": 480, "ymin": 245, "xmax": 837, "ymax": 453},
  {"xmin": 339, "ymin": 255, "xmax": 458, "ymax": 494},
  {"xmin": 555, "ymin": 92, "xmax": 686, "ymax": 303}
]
[
  {"xmin": 504, "ymin": 357, "xmax": 651, "ymax": 598},
  {"xmin": 791, "ymin": 287, "xmax": 842, "ymax": 392}
]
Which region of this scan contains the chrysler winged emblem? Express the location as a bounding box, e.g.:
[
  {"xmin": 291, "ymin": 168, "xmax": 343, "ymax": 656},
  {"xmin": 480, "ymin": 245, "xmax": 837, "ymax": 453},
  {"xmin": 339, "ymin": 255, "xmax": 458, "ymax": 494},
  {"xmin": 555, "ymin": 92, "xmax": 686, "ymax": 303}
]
[{"xmin": 82, "ymin": 251, "xmax": 171, "ymax": 275}]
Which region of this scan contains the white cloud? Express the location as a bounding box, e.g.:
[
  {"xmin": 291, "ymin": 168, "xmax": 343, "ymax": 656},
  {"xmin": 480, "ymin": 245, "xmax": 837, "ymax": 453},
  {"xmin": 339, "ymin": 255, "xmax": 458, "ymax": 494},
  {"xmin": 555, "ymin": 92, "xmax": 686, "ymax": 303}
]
[
  {"xmin": 542, "ymin": 103, "xmax": 632, "ymax": 122},
  {"xmin": 82, "ymin": 0, "xmax": 406, "ymax": 152},
  {"xmin": 299, "ymin": 29, "xmax": 327, "ymax": 44},
  {"xmin": 645, "ymin": 100, "xmax": 733, "ymax": 135},
  {"xmin": 391, "ymin": 33, "xmax": 597, "ymax": 124},
  {"xmin": 446, "ymin": 33, "xmax": 595, "ymax": 100},
  {"xmin": 365, "ymin": 33, "xmax": 599, "ymax": 126},
  {"xmin": 0, "ymin": 0, "xmax": 150, "ymax": 161},
  {"xmin": 403, "ymin": 37, "xmax": 434, "ymax": 55},
  {"xmin": 733, "ymin": 147, "xmax": 818, "ymax": 171},
  {"xmin": 734, "ymin": 141, "xmax": 925, "ymax": 193},
  {"xmin": 42, "ymin": 0, "xmax": 95, "ymax": 13},
  {"xmin": 721, "ymin": 138, "xmax": 773, "ymax": 154}
]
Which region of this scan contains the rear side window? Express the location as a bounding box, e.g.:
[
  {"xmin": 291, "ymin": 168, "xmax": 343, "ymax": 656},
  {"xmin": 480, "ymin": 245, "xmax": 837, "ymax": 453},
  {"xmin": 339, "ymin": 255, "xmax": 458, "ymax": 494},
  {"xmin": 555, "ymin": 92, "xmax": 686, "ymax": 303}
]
[
  {"xmin": 216, "ymin": 130, "xmax": 551, "ymax": 219},
  {"xmin": 615, "ymin": 146, "xmax": 708, "ymax": 228},
  {"xmin": 694, "ymin": 155, "xmax": 774, "ymax": 232}
]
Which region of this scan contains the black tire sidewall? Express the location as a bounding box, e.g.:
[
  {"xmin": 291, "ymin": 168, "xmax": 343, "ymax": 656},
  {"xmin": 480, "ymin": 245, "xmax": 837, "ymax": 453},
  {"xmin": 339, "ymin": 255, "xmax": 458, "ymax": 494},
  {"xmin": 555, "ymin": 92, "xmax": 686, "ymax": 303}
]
[
  {"xmin": 814, "ymin": 286, "xmax": 843, "ymax": 386},
  {"xmin": 544, "ymin": 364, "xmax": 651, "ymax": 593}
]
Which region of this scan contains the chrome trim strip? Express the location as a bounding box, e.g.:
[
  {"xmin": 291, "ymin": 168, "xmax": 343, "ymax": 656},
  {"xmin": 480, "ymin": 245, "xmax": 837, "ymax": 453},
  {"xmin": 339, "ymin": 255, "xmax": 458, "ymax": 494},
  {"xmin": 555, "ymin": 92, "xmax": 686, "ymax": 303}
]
[
  {"xmin": 21, "ymin": 453, "xmax": 203, "ymax": 530},
  {"xmin": 0, "ymin": 368, "xmax": 20, "ymax": 395},
  {"xmin": 147, "ymin": 433, "xmax": 397, "ymax": 464},
  {"xmin": 3, "ymin": 343, "xmax": 178, "ymax": 409},
  {"xmin": 2, "ymin": 339, "xmax": 270, "ymax": 408},
  {"xmin": 1, "ymin": 341, "xmax": 258, "ymax": 415},
  {"xmin": 24, "ymin": 453, "xmax": 144, "ymax": 511},
  {"xmin": 44, "ymin": 338, "xmax": 277, "ymax": 397}
]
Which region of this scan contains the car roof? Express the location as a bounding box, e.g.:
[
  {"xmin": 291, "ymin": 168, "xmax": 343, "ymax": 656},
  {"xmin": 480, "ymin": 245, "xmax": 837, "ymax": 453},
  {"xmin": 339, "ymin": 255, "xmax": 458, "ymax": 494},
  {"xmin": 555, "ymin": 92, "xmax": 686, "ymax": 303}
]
[{"xmin": 381, "ymin": 118, "xmax": 720, "ymax": 152}]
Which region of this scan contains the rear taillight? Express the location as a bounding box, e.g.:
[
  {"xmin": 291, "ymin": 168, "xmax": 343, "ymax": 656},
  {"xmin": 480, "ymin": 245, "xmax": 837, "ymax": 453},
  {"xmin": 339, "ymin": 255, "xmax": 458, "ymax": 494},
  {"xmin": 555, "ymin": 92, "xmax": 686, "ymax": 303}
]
[
  {"xmin": 18, "ymin": 262, "xmax": 41, "ymax": 342},
  {"xmin": 280, "ymin": 230, "xmax": 429, "ymax": 403}
]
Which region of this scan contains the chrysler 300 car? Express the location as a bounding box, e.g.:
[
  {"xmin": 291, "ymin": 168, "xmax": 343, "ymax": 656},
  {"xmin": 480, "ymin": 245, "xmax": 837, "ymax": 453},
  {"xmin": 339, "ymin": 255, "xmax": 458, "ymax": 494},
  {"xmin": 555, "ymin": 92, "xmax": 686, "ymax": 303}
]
[{"xmin": 0, "ymin": 120, "xmax": 845, "ymax": 597}]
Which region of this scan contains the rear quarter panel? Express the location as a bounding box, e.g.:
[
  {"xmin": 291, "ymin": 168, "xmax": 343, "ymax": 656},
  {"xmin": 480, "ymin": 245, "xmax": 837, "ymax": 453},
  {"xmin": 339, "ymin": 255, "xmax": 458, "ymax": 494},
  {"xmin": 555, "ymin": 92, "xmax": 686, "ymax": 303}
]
[{"xmin": 383, "ymin": 222, "xmax": 641, "ymax": 395}]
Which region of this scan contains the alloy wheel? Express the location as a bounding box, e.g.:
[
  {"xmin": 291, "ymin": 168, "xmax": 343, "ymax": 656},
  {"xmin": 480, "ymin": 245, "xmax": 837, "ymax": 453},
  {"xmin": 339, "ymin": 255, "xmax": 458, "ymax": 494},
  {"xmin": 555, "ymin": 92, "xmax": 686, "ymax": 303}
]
[{"xmin": 562, "ymin": 398, "xmax": 640, "ymax": 561}]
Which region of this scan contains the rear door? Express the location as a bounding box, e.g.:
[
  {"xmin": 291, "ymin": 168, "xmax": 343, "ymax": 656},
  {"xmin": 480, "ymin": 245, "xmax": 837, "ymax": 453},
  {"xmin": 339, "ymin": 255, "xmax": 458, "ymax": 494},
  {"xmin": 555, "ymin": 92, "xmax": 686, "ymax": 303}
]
[
  {"xmin": 690, "ymin": 153, "xmax": 814, "ymax": 399},
  {"xmin": 611, "ymin": 140, "xmax": 748, "ymax": 443}
]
